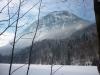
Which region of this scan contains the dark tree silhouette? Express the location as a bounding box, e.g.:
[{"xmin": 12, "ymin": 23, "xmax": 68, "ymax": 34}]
[{"xmin": 94, "ymin": 0, "xmax": 100, "ymax": 73}]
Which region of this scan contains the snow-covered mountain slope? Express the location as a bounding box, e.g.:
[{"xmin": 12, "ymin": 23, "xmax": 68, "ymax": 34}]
[
  {"xmin": 16, "ymin": 11, "xmax": 91, "ymax": 47},
  {"xmin": 2, "ymin": 24, "xmax": 97, "ymax": 65},
  {"xmin": 0, "ymin": 64, "xmax": 99, "ymax": 75},
  {"xmin": 0, "ymin": 11, "xmax": 93, "ymax": 55},
  {"xmin": 26, "ymin": 11, "xmax": 90, "ymax": 31}
]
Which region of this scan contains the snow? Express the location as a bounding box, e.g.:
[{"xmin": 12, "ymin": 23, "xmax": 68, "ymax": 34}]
[{"xmin": 0, "ymin": 64, "xmax": 99, "ymax": 75}]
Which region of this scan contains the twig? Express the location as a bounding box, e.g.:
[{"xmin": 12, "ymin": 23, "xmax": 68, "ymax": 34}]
[
  {"xmin": 11, "ymin": 64, "xmax": 27, "ymax": 74},
  {"xmin": 9, "ymin": 32, "xmax": 33, "ymax": 45},
  {"xmin": 10, "ymin": 22, "xmax": 28, "ymax": 28},
  {"xmin": 0, "ymin": 0, "xmax": 13, "ymax": 13},
  {"xmin": 0, "ymin": 1, "xmax": 40, "ymax": 36},
  {"xmin": 52, "ymin": 65, "xmax": 63, "ymax": 75},
  {"xmin": 15, "ymin": 32, "xmax": 33, "ymax": 44},
  {"xmin": 0, "ymin": 0, "xmax": 24, "ymax": 23}
]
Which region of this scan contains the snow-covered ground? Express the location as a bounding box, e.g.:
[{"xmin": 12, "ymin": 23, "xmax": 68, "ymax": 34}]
[{"xmin": 0, "ymin": 64, "xmax": 99, "ymax": 75}]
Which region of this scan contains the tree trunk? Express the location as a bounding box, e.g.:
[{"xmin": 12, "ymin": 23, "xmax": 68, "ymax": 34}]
[{"xmin": 94, "ymin": 0, "xmax": 100, "ymax": 73}]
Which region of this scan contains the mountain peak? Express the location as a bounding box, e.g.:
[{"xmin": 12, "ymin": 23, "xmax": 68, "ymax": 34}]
[{"xmin": 19, "ymin": 11, "xmax": 91, "ymax": 43}]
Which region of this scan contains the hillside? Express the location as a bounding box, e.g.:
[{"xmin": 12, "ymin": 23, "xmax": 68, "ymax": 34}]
[{"xmin": 0, "ymin": 24, "xmax": 98, "ymax": 65}]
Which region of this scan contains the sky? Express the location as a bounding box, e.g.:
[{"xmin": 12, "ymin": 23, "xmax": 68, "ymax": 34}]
[{"xmin": 0, "ymin": 0, "xmax": 96, "ymax": 48}]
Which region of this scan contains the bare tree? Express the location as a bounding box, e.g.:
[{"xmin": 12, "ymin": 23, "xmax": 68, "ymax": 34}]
[
  {"xmin": 0, "ymin": 1, "xmax": 41, "ymax": 74},
  {"xmin": 26, "ymin": 0, "xmax": 42, "ymax": 75},
  {"xmin": 9, "ymin": 0, "xmax": 21, "ymax": 75}
]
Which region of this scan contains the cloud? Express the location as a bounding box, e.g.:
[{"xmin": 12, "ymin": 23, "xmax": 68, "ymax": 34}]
[
  {"xmin": 0, "ymin": 13, "xmax": 8, "ymax": 20},
  {"xmin": 0, "ymin": 32, "xmax": 14, "ymax": 47}
]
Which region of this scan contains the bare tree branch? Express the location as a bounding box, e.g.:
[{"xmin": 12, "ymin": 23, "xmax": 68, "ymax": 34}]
[
  {"xmin": 0, "ymin": 0, "xmax": 13, "ymax": 13},
  {"xmin": 8, "ymin": 0, "xmax": 11, "ymax": 27},
  {"xmin": 8, "ymin": 0, "xmax": 21, "ymax": 75},
  {"xmin": 0, "ymin": 10, "xmax": 18, "ymax": 22},
  {"xmin": 0, "ymin": 1, "xmax": 25, "ymax": 23},
  {"xmin": 11, "ymin": 64, "xmax": 27, "ymax": 74},
  {"xmin": 26, "ymin": 0, "xmax": 42, "ymax": 75},
  {"xmin": 10, "ymin": 22, "xmax": 28, "ymax": 28},
  {"xmin": 52, "ymin": 65, "xmax": 63, "ymax": 75},
  {"xmin": 10, "ymin": 32, "xmax": 33, "ymax": 45},
  {"xmin": 0, "ymin": 1, "xmax": 40, "ymax": 36}
]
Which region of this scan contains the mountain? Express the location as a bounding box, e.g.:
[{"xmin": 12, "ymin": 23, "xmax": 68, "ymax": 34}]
[
  {"xmin": 14, "ymin": 11, "xmax": 91, "ymax": 49},
  {"xmin": 0, "ymin": 11, "xmax": 90, "ymax": 55},
  {"xmin": 0, "ymin": 24, "xmax": 98, "ymax": 65},
  {"xmin": 0, "ymin": 11, "xmax": 98, "ymax": 65},
  {"xmin": 24, "ymin": 11, "xmax": 90, "ymax": 35},
  {"xmin": 25, "ymin": 11, "xmax": 89, "ymax": 31}
]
